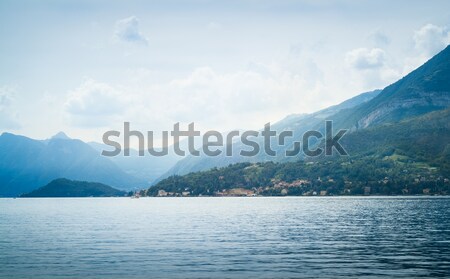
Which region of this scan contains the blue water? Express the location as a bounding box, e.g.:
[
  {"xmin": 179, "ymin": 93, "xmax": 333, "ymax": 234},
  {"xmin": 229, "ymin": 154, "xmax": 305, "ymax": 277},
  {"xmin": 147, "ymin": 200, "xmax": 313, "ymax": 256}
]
[{"xmin": 1, "ymin": 197, "xmax": 450, "ymax": 278}]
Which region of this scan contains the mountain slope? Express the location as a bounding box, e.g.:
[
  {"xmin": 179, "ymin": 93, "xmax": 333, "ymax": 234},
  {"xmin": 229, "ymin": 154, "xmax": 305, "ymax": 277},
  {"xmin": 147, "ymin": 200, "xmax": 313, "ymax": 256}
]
[
  {"xmin": 148, "ymin": 108, "xmax": 450, "ymax": 196},
  {"xmin": 325, "ymin": 108, "xmax": 450, "ymax": 172},
  {"xmin": 21, "ymin": 178, "xmax": 126, "ymax": 197}
]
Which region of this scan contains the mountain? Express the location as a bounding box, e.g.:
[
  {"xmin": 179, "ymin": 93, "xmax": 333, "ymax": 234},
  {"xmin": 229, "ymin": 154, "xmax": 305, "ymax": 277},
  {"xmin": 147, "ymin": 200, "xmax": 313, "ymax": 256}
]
[
  {"xmin": 21, "ymin": 178, "xmax": 126, "ymax": 197},
  {"xmin": 157, "ymin": 89, "xmax": 381, "ymax": 181},
  {"xmin": 0, "ymin": 133, "xmax": 145, "ymax": 197},
  {"xmin": 148, "ymin": 108, "xmax": 450, "ymax": 196}
]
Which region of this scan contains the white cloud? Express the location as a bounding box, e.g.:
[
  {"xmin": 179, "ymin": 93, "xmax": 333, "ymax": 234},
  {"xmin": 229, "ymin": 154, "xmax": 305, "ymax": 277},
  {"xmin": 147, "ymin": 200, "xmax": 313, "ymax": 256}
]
[
  {"xmin": 60, "ymin": 62, "xmax": 332, "ymax": 138},
  {"xmin": 346, "ymin": 48, "xmax": 386, "ymax": 70},
  {"xmin": 0, "ymin": 87, "xmax": 20, "ymax": 130},
  {"xmin": 64, "ymin": 79, "xmax": 127, "ymax": 128},
  {"xmin": 114, "ymin": 16, "xmax": 148, "ymax": 45},
  {"xmin": 119, "ymin": 63, "xmax": 332, "ymax": 134},
  {"xmin": 399, "ymin": 24, "xmax": 450, "ymax": 74},
  {"xmin": 345, "ymin": 48, "xmax": 401, "ymax": 89},
  {"xmin": 413, "ymin": 24, "xmax": 450, "ymax": 56}
]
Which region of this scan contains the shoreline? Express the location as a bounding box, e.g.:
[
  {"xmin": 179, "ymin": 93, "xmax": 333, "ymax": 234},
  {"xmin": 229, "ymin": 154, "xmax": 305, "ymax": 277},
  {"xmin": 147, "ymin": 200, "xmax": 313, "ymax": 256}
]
[{"xmin": 4, "ymin": 194, "xmax": 450, "ymax": 199}]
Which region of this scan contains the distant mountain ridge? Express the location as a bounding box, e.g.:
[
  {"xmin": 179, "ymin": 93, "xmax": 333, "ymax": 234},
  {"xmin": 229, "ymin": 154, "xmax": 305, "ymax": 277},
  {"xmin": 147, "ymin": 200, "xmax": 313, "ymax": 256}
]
[{"xmin": 0, "ymin": 133, "xmax": 145, "ymax": 196}]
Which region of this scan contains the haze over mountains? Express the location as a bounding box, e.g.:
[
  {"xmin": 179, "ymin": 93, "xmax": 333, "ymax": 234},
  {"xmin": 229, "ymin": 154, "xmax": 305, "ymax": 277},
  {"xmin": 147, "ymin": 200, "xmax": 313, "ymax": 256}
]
[
  {"xmin": 88, "ymin": 141, "xmax": 179, "ymax": 183},
  {"xmin": 0, "ymin": 131, "xmax": 191, "ymax": 196},
  {"xmin": 0, "ymin": 132, "xmax": 148, "ymax": 196},
  {"xmin": 1, "ymin": 45, "xmax": 449, "ymax": 197},
  {"xmin": 159, "ymin": 45, "xmax": 450, "ymax": 180}
]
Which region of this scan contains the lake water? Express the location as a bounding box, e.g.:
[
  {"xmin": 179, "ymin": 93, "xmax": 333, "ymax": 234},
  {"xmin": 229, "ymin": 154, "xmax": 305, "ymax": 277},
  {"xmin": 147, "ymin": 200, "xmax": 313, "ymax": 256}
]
[{"xmin": 1, "ymin": 197, "xmax": 449, "ymax": 278}]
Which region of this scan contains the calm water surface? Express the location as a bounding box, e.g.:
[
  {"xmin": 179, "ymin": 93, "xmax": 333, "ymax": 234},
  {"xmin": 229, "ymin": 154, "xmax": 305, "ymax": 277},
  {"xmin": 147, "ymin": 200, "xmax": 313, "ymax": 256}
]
[{"xmin": 0, "ymin": 197, "xmax": 449, "ymax": 278}]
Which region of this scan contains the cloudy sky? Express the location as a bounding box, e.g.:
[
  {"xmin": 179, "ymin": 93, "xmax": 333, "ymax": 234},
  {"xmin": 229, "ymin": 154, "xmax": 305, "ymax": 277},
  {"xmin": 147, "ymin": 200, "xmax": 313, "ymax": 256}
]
[{"xmin": 1, "ymin": 0, "xmax": 450, "ymax": 144}]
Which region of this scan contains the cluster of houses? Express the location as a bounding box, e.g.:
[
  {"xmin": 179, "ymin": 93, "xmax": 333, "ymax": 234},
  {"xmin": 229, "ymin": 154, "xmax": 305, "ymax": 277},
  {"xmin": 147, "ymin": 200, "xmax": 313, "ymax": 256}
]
[
  {"xmin": 215, "ymin": 188, "xmax": 256, "ymax": 197},
  {"xmin": 155, "ymin": 178, "xmax": 314, "ymax": 197},
  {"xmin": 154, "ymin": 175, "xmax": 449, "ymax": 197},
  {"xmin": 157, "ymin": 190, "xmax": 191, "ymax": 197},
  {"xmin": 271, "ymin": 179, "xmax": 310, "ymax": 189},
  {"xmin": 157, "ymin": 188, "xmax": 257, "ymax": 197}
]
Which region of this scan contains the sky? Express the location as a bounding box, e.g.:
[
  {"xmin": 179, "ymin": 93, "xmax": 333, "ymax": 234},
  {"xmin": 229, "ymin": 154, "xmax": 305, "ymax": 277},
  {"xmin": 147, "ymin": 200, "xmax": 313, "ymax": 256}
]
[{"xmin": 1, "ymin": 0, "xmax": 450, "ymax": 145}]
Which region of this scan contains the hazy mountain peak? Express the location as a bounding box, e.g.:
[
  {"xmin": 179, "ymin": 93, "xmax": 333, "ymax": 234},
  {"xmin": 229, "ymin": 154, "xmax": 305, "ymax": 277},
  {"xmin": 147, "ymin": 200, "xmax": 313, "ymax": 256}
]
[
  {"xmin": 0, "ymin": 132, "xmax": 14, "ymax": 137},
  {"xmin": 51, "ymin": 131, "xmax": 71, "ymax": 140}
]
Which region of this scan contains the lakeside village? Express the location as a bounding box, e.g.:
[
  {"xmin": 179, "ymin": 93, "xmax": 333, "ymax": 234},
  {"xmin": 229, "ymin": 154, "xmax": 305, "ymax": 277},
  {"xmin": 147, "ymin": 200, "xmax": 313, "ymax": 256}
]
[{"xmin": 142, "ymin": 175, "xmax": 450, "ymax": 197}]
